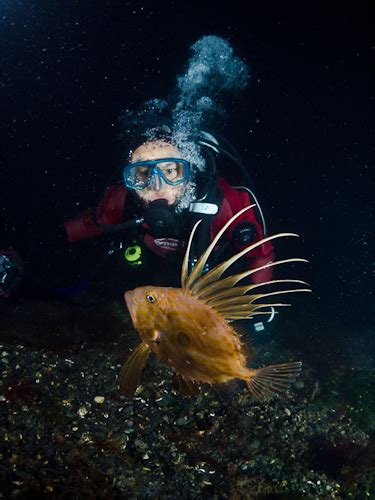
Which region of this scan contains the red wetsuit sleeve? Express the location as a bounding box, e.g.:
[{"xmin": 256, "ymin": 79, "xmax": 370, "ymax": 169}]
[
  {"xmin": 211, "ymin": 178, "xmax": 275, "ymax": 284},
  {"xmin": 64, "ymin": 184, "xmax": 127, "ymax": 243}
]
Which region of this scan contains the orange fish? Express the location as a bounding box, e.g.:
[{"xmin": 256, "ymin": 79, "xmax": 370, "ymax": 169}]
[{"xmin": 120, "ymin": 206, "xmax": 310, "ymax": 399}]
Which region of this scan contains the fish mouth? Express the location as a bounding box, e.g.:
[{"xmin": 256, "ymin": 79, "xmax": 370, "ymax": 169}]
[{"xmin": 124, "ymin": 290, "xmax": 137, "ymax": 326}]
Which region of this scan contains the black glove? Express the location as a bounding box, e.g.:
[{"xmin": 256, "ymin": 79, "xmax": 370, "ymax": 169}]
[{"xmin": 0, "ymin": 249, "xmax": 23, "ymax": 298}]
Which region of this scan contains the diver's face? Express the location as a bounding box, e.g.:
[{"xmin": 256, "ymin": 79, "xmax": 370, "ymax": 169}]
[{"xmin": 130, "ymin": 141, "xmax": 188, "ymax": 205}]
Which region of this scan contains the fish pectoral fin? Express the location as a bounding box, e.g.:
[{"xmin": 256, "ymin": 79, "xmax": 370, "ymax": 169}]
[
  {"xmin": 245, "ymin": 362, "xmax": 302, "ymax": 400},
  {"xmin": 119, "ymin": 342, "xmax": 151, "ymax": 397},
  {"xmin": 171, "ymin": 372, "xmax": 200, "ymax": 396}
]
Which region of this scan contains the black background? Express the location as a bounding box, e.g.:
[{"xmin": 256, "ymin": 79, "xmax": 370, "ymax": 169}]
[{"xmin": 0, "ymin": 1, "xmax": 372, "ymax": 361}]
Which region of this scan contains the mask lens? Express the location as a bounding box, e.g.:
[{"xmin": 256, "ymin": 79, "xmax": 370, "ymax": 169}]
[
  {"xmin": 124, "ymin": 165, "xmax": 152, "ymax": 190},
  {"xmin": 157, "ymin": 161, "xmax": 184, "ymax": 183},
  {"xmin": 134, "ymin": 165, "xmax": 152, "ymax": 184}
]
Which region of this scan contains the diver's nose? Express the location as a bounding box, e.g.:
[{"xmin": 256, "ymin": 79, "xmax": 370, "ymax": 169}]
[{"xmin": 150, "ymin": 173, "xmax": 163, "ymax": 191}]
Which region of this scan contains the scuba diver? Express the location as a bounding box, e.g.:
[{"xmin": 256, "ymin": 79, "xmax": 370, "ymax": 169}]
[
  {"xmin": 64, "ymin": 126, "xmax": 274, "ymax": 287},
  {"xmin": 0, "ymin": 126, "xmax": 275, "ymax": 334},
  {"xmin": 1, "ymin": 128, "xmax": 274, "ymax": 288}
]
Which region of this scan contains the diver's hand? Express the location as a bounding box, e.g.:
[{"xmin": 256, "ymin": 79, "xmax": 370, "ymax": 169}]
[{"xmin": 0, "ymin": 248, "xmax": 23, "ymax": 298}]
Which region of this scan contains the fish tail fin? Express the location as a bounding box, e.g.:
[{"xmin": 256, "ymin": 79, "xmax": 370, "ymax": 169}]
[
  {"xmin": 119, "ymin": 342, "xmax": 151, "ymax": 397},
  {"xmin": 245, "ymin": 361, "xmax": 302, "ymax": 399}
]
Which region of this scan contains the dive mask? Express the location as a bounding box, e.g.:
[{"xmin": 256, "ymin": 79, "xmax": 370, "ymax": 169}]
[{"xmin": 123, "ymin": 158, "xmax": 191, "ymax": 191}]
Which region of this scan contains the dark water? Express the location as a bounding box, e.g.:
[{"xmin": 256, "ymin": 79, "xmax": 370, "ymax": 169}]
[
  {"xmin": 0, "ymin": 2, "xmax": 373, "ymax": 497},
  {"xmin": 1, "ymin": 1, "xmax": 372, "ymax": 353}
]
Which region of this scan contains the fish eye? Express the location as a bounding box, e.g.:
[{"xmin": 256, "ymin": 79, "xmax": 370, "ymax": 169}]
[{"xmin": 146, "ymin": 292, "xmax": 157, "ymax": 303}]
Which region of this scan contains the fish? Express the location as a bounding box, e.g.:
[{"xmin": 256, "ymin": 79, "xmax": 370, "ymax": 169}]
[{"xmin": 119, "ymin": 205, "xmax": 310, "ymax": 399}]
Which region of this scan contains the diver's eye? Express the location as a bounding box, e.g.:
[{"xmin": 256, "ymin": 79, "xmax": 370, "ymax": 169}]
[{"xmin": 146, "ymin": 292, "xmax": 156, "ymax": 303}]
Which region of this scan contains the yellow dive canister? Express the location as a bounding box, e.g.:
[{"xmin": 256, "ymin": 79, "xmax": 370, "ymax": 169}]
[{"xmin": 123, "ymin": 243, "xmax": 142, "ymax": 267}]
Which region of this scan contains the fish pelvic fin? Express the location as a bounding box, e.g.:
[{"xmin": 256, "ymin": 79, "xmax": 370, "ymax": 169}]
[
  {"xmin": 119, "ymin": 342, "xmax": 151, "ymax": 397},
  {"xmin": 172, "ymin": 373, "xmax": 200, "ymax": 396},
  {"xmin": 245, "ymin": 362, "xmax": 302, "ymax": 400}
]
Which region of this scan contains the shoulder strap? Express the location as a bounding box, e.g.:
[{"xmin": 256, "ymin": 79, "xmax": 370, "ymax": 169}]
[
  {"xmin": 186, "ymin": 177, "xmax": 224, "ymax": 270},
  {"xmin": 231, "ymin": 185, "xmax": 267, "ymax": 235}
]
